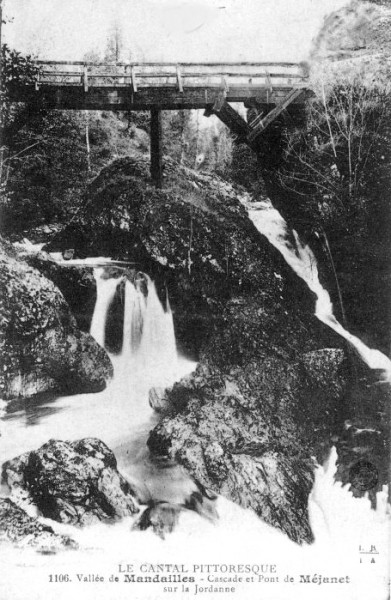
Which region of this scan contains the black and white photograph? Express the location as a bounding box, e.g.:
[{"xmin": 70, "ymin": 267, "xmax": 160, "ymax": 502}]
[{"xmin": 0, "ymin": 1, "xmax": 390, "ymax": 599}]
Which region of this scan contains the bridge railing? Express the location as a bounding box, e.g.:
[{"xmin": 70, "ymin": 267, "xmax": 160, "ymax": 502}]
[{"xmin": 33, "ymin": 61, "xmax": 309, "ymax": 92}]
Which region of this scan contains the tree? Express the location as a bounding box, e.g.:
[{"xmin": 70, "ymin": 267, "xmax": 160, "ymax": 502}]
[
  {"xmin": 104, "ymin": 22, "xmax": 123, "ymax": 63},
  {"xmin": 0, "ymin": 44, "xmax": 42, "ymax": 220},
  {"xmin": 0, "ymin": 44, "xmax": 40, "ymax": 144},
  {"xmin": 272, "ymin": 71, "xmax": 391, "ymax": 238}
]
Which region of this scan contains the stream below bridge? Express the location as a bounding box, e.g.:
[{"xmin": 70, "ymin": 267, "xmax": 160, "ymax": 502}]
[{"xmin": 0, "ymin": 201, "xmax": 389, "ymax": 600}]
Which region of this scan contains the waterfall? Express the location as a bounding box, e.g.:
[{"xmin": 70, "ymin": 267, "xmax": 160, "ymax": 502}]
[
  {"xmin": 90, "ymin": 268, "xmax": 121, "ymax": 347},
  {"xmin": 246, "ymin": 200, "xmax": 391, "ymax": 381},
  {"xmin": 122, "ymin": 278, "xmax": 146, "ymax": 359},
  {"xmin": 136, "ymin": 276, "xmax": 178, "ymax": 386},
  {"xmin": 91, "ymin": 268, "xmax": 178, "ymax": 387}
]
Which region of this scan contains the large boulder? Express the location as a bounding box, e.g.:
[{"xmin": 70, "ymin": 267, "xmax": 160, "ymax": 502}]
[
  {"xmin": 149, "ymin": 349, "xmax": 346, "ymax": 544},
  {"xmin": 2, "ymin": 438, "xmax": 139, "ymax": 526},
  {"xmin": 0, "ymin": 498, "xmax": 77, "ymax": 550},
  {"xmin": 0, "ymin": 237, "xmax": 113, "ymax": 401}
]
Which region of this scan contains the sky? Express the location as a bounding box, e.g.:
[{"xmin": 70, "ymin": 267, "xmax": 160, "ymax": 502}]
[{"xmin": 3, "ymin": 0, "xmax": 349, "ymax": 63}]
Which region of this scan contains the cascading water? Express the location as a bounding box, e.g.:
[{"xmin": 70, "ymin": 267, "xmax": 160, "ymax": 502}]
[
  {"xmin": 137, "ymin": 276, "xmax": 178, "ymax": 386},
  {"xmin": 88, "ymin": 268, "xmax": 193, "ymax": 502},
  {"xmin": 245, "ymin": 200, "xmax": 391, "ymax": 381},
  {"xmin": 89, "ymin": 268, "xmax": 121, "ymax": 348},
  {"xmin": 93, "ymin": 270, "xmax": 179, "ymax": 388},
  {"xmin": 122, "ymin": 278, "xmax": 145, "ymax": 359}
]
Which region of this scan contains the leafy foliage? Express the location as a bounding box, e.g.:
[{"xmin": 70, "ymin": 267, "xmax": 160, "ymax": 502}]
[
  {"xmin": 0, "ymin": 44, "xmax": 40, "ymax": 131},
  {"xmin": 273, "ymin": 75, "xmax": 391, "ymax": 238},
  {"xmin": 0, "ymin": 45, "xmax": 155, "ymax": 235},
  {"xmin": 1, "ymin": 108, "xmax": 154, "ymax": 234}
]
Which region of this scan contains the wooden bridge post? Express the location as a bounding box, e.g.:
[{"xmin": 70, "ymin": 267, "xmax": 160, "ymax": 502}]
[{"xmin": 150, "ymin": 108, "xmax": 163, "ymax": 188}]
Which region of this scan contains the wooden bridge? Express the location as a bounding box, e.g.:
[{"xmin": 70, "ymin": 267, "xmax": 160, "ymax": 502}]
[{"xmin": 9, "ymin": 60, "xmax": 311, "ymax": 186}]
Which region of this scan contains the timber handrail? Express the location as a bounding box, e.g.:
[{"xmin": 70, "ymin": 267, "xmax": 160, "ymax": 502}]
[
  {"xmin": 34, "ymin": 60, "xmax": 307, "ymax": 68},
  {"xmin": 31, "ymin": 60, "xmax": 309, "ymax": 90}
]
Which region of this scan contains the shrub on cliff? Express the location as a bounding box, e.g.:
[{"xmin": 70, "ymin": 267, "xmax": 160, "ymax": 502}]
[{"xmin": 273, "ymin": 68, "xmax": 391, "ymax": 239}]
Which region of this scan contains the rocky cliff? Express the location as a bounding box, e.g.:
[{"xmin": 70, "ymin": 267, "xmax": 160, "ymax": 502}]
[{"xmin": 45, "ymin": 157, "xmax": 348, "ymax": 543}]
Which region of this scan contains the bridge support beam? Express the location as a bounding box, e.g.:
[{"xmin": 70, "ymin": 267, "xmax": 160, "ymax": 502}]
[
  {"xmin": 248, "ymin": 89, "xmax": 305, "ymax": 144},
  {"xmin": 150, "ymin": 108, "xmax": 163, "ymax": 187},
  {"xmin": 205, "ymin": 101, "xmax": 252, "ymax": 146},
  {"xmin": 203, "ymin": 90, "xmax": 308, "ymax": 151}
]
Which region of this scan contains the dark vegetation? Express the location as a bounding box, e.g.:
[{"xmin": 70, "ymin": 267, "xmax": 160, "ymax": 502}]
[
  {"xmin": 1, "ymin": 85, "xmax": 151, "ymax": 234},
  {"xmin": 282, "ymin": 82, "xmax": 390, "ymax": 354}
]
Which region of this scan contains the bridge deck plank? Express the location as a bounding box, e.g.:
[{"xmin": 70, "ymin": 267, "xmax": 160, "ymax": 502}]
[{"xmin": 10, "ymin": 84, "xmax": 309, "ymax": 111}]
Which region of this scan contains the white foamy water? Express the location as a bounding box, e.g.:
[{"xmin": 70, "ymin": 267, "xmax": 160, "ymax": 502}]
[
  {"xmin": 122, "ymin": 278, "xmax": 145, "ymax": 359},
  {"xmin": 0, "ymin": 265, "xmax": 389, "ymax": 600},
  {"xmin": 136, "ymin": 276, "xmax": 178, "ymax": 387},
  {"xmin": 51, "ymin": 256, "xmax": 135, "ymax": 267},
  {"xmin": 89, "ymin": 268, "xmax": 121, "ymax": 347},
  {"xmin": 246, "ymin": 200, "xmax": 391, "ymax": 381},
  {"xmin": 0, "ymin": 448, "xmax": 388, "ymax": 600}
]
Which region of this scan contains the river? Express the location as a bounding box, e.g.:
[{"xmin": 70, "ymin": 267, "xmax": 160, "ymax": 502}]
[{"xmin": 0, "ymin": 211, "xmax": 389, "ymax": 600}]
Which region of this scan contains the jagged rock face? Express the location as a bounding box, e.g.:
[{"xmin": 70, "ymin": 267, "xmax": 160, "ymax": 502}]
[
  {"xmin": 21, "ymin": 249, "xmax": 97, "ymax": 333},
  {"xmin": 2, "ymin": 438, "xmax": 139, "ymax": 526},
  {"xmin": 0, "ymin": 238, "xmax": 113, "ymax": 401},
  {"xmin": 0, "ymin": 498, "xmax": 77, "ymax": 550},
  {"xmin": 149, "ymin": 349, "xmax": 346, "ymax": 544},
  {"xmin": 44, "ymin": 157, "xmax": 347, "ymax": 542},
  {"xmin": 310, "ymin": 1, "xmax": 391, "ymax": 62}
]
